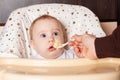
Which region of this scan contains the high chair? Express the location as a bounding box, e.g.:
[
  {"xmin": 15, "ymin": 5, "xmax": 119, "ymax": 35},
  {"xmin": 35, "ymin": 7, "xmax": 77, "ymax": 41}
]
[
  {"xmin": 0, "ymin": 3, "xmax": 119, "ymax": 80},
  {"xmin": 0, "ymin": 3, "xmax": 106, "ymax": 58}
]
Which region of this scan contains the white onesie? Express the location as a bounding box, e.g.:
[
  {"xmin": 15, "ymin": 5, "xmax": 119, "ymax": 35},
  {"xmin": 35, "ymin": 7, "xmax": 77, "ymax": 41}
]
[{"xmin": 30, "ymin": 48, "xmax": 78, "ymax": 59}]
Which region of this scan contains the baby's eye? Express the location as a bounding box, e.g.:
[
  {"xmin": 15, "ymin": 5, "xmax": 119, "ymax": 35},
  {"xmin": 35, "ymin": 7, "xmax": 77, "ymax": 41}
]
[
  {"xmin": 53, "ymin": 32, "xmax": 58, "ymax": 36},
  {"xmin": 40, "ymin": 34, "xmax": 46, "ymax": 38}
]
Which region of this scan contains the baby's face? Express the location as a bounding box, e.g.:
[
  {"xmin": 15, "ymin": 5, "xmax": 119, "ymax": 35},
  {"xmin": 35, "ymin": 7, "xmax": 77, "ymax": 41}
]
[{"xmin": 30, "ymin": 19, "xmax": 64, "ymax": 59}]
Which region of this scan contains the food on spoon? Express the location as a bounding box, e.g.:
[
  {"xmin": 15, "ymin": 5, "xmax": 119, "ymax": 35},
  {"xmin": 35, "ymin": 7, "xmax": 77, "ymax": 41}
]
[{"xmin": 53, "ymin": 42, "xmax": 62, "ymax": 48}]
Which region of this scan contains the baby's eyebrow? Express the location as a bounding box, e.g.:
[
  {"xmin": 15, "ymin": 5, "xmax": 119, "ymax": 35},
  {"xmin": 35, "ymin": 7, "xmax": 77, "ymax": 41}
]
[{"xmin": 37, "ymin": 31, "xmax": 46, "ymax": 36}]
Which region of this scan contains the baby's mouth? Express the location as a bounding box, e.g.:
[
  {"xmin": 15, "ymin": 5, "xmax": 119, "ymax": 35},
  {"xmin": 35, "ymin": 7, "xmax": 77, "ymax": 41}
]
[{"xmin": 48, "ymin": 46, "xmax": 56, "ymax": 51}]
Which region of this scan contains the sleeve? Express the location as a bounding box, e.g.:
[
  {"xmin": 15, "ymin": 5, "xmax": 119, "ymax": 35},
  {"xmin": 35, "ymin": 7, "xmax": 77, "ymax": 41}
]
[{"xmin": 95, "ymin": 26, "xmax": 120, "ymax": 58}]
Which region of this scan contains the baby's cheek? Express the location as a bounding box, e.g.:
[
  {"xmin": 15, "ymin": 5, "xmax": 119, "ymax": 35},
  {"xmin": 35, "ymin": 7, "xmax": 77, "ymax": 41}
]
[
  {"xmin": 55, "ymin": 37, "xmax": 61, "ymax": 41},
  {"xmin": 37, "ymin": 46, "xmax": 46, "ymax": 54},
  {"xmin": 58, "ymin": 48, "xmax": 64, "ymax": 54},
  {"xmin": 61, "ymin": 36, "xmax": 65, "ymax": 42}
]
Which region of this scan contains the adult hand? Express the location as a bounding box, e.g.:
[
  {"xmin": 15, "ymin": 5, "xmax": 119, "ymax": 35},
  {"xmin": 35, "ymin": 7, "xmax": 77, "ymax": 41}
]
[{"xmin": 69, "ymin": 34, "xmax": 98, "ymax": 59}]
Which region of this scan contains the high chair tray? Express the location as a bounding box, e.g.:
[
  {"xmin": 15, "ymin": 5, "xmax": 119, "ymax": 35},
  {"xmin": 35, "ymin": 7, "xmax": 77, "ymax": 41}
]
[
  {"xmin": 0, "ymin": 58, "xmax": 120, "ymax": 80},
  {"xmin": 0, "ymin": 58, "xmax": 119, "ymax": 75}
]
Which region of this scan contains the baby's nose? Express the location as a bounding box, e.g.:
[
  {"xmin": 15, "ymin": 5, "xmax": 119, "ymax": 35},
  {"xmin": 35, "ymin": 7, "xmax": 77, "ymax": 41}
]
[{"xmin": 49, "ymin": 37, "xmax": 54, "ymax": 43}]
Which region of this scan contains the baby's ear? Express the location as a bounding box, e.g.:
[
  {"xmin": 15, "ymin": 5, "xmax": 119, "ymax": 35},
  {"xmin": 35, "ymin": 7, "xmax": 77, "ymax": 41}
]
[{"xmin": 30, "ymin": 40, "xmax": 35, "ymax": 49}]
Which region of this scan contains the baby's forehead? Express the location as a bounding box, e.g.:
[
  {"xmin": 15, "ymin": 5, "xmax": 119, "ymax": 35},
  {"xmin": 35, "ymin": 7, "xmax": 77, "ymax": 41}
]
[
  {"xmin": 35, "ymin": 18, "xmax": 62, "ymax": 27},
  {"xmin": 33, "ymin": 24, "xmax": 62, "ymax": 32},
  {"xmin": 35, "ymin": 18, "xmax": 59, "ymax": 25},
  {"xmin": 31, "ymin": 17, "xmax": 64, "ymax": 32}
]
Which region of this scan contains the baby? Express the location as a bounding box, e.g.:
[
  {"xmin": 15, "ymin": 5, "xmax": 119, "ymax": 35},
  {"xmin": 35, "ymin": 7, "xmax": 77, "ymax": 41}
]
[{"xmin": 30, "ymin": 15, "xmax": 78, "ymax": 59}]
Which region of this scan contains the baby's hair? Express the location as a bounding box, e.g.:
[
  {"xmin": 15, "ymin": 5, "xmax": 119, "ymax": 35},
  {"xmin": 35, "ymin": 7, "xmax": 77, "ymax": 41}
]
[{"xmin": 30, "ymin": 15, "xmax": 67, "ymax": 43}]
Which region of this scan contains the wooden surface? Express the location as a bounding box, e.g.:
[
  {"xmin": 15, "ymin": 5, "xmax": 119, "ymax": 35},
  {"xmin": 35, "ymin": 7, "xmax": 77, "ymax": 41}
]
[
  {"xmin": 0, "ymin": 58, "xmax": 119, "ymax": 80},
  {"xmin": 0, "ymin": 58, "xmax": 119, "ymax": 74}
]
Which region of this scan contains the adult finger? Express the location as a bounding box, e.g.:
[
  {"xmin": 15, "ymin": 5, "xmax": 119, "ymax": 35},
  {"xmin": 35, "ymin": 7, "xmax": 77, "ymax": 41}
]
[
  {"xmin": 72, "ymin": 34, "xmax": 83, "ymax": 42},
  {"xmin": 74, "ymin": 46, "xmax": 81, "ymax": 56}
]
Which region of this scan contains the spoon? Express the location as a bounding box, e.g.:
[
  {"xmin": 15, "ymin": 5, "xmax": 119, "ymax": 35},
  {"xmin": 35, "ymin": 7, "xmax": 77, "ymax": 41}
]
[
  {"xmin": 53, "ymin": 39, "xmax": 75, "ymax": 49},
  {"xmin": 55, "ymin": 42, "xmax": 69, "ymax": 49}
]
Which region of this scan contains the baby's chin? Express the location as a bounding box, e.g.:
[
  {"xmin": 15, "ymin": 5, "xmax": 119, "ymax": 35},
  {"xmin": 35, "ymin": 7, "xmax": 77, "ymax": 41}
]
[{"xmin": 48, "ymin": 48, "xmax": 64, "ymax": 59}]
